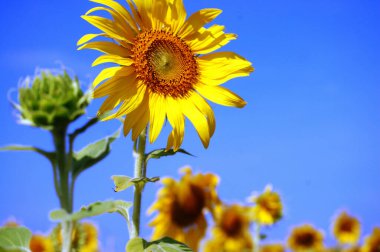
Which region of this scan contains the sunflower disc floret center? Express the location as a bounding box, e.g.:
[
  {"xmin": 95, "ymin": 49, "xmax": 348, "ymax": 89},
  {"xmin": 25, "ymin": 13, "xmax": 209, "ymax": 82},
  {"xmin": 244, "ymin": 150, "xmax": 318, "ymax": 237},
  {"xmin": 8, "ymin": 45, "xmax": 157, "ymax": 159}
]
[{"xmin": 132, "ymin": 30, "xmax": 198, "ymax": 98}]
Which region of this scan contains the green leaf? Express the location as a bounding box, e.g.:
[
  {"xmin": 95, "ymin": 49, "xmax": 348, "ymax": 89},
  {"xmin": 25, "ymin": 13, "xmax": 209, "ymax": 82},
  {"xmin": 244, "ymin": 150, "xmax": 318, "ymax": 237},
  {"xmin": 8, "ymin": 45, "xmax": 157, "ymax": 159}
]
[
  {"xmin": 0, "ymin": 145, "xmax": 54, "ymax": 163},
  {"xmin": 72, "ymin": 129, "xmax": 120, "ymax": 177},
  {"xmin": 126, "ymin": 237, "xmax": 193, "ymax": 252},
  {"xmin": 50, "ymin": 200, "xmax": 132, "ymax": 223},
  {"xmin": 0, "ymin": 227, "xmax": 32, "ymax": 252},
  {"xmin": 111, "ymin": 175, "xmax": 160, "ymax": 192},
  {"xmin": 145, "ymin": 149, "xmax": 193, "ymax": 162},
  {"xmin": 111, "ymin": 175, "xmax": 134, "ymax": 192}
]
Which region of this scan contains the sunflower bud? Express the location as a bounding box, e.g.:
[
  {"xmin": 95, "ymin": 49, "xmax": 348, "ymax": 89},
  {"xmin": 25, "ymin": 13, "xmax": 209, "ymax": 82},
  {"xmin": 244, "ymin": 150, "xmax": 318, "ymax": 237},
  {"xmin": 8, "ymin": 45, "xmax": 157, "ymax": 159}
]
[{"xmin": 16, "ymin": 71, "xmax": 89, "ymax": 130}]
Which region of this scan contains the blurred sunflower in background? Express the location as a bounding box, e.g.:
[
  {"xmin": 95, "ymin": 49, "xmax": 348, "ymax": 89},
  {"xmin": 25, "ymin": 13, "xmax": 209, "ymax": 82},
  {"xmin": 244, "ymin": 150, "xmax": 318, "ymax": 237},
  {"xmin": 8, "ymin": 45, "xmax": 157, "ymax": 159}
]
[
  {"xmin": 148, "ymin": 167, "xmax": 219, "ymax": 251},
  {"xmin": 250, "ymin": 185, "xmax": 283, "ymax": 226},
  {"xmin": 332, "ymin": 211, "xmax": 361, "ymax": 246},
  {"xmin": 79, "ymin": 0, "xmax": 253, "ymax": 150},
  {"xmin": 51, "ymin": 222, "xmax": 99, "ymax": 252},
  {"xmin": 30, "ymin": 235, "xmax": 54, "ymax": 252},
  {"xmin": 362, "ymin": 228, "xmax": 380, "ymax": 252},
  {"xmin": 260, "ymin": 243, "xmax": 285, "ymax": 252},
  {"xmin": 288, "ymin": 224, "xmax": 324, "ymax": 252},
  {"xmin": 203, "ymin": 204, "xmax": 253, "ymax": 252}
]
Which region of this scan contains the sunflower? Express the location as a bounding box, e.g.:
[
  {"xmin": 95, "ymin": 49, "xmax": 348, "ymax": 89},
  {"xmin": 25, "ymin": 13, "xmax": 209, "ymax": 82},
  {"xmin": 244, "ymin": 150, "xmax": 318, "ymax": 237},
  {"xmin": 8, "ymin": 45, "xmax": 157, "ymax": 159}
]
[
  {"xmin": 288, "ymin": 224, "xmax": 324, "ymax": 252},
  {"xmin": 332, "ymin": 211, "xmax": 361, "ymax": 245},
  {"xmin": 250, "ymin": 185, "xmax": 283, "ymax": 226},
  {"xmin": 260, "ymin": 244, "xmax": 285, "ymax": 252},
  {"xmin": 30, "ymin": 235, "xmax": 54, "ymax": 252},
  {"xmin": 51, "ymin": 222, "xmax": 99, "ymax": 252},
  {"xmin": 362, "ymin": 227, "xmax": 380, "ymax": 252},
  {"xmin": 78, "ymin": 0, "xmax": 253, "ymax": 150},
  {"xmin": 203, "ymin": 204, "xmax": 253, "ymax": 252},
  {"xmin": 148, "ymin": 167, "xmax": 219, "ymax": 251}
]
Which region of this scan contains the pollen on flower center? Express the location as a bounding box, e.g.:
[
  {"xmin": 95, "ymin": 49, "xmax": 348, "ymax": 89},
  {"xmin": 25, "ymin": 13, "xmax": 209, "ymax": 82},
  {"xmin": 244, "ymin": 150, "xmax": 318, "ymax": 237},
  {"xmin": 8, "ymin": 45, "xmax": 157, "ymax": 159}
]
[{"xmin": 132, "ymin": 30, "xmax": 198, "ymax": 98}]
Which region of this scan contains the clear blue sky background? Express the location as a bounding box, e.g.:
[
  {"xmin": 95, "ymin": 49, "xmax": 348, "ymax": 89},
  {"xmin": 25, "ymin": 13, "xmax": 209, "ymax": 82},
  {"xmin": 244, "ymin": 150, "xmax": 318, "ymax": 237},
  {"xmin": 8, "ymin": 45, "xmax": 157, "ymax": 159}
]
[{"xmin": 1, "ymin": 0, "xmax": 379, "ymax": 251}]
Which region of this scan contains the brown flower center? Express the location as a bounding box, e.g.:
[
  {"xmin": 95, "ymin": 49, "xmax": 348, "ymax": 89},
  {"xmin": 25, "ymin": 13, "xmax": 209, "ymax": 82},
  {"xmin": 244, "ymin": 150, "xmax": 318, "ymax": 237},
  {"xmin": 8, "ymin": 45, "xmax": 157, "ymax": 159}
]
[
  {"xmin": 221, "ymin": 208, "xmax": 243, "ymax": 237},
  {"xmin": 340, "ymin": 219, "xmax": 354, "ymax": 232},
  {"xmin": 131, "ymin": 30, "xmax": 198, "ymax": 98},
  {"xmin": 296, "ymin": 232, "xmax": 316, "ymax": 247},
  {"xmin": 171, "ymin": 183, "xmax": 205, "ymax": 227}
]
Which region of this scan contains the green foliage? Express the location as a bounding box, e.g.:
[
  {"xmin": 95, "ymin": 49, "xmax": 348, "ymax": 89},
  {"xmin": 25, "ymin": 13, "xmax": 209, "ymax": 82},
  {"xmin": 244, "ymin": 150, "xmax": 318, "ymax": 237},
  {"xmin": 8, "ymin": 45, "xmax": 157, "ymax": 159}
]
[
  {"xmin": 145, "ymin": 149, "xmax": 193, "ymax": 162},
  {"xmin": 0, "ymin": 145, "xmax": 54, "ymax": 163},
  {"xmin": 16, "ymin": 70, "xmax": 90, "ymax": 130},
  {"xmin": 126, "ymin": 237, "xmax": 193, "ymax": 252},
  {"xmin": 73, "ymin": 129, "xmax": 120, "ymax": 178},
  {"xmin": 0, "ymin": 227, "xmax": 32, "ymax": 252},
  {"xmin": 112, "ymin": 175, "xmax": 160, "ymax": 192},
  {"xmin": 50, "ymin": 200, "xmax": 132, "ymax": 223}
]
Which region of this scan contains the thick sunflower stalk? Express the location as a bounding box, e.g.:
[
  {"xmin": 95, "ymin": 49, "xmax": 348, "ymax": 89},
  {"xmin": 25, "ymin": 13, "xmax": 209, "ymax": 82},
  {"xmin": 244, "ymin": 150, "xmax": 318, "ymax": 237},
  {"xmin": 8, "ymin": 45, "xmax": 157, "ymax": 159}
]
[{"xmin": 1, "ymin": 70, "xmax": 119, "ymax": 252}]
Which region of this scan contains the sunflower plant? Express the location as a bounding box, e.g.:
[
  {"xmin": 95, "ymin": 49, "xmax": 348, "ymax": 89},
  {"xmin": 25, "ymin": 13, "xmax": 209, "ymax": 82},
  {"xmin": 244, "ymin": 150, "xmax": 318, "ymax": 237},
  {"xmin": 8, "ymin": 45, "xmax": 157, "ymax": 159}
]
[
  {"xmin": 0, "ymin": 69, "xmax": 126, "ymax": 252},
  {"xmin": 78, "ymin": 0, "xmax": 253, "ymax": 250}
]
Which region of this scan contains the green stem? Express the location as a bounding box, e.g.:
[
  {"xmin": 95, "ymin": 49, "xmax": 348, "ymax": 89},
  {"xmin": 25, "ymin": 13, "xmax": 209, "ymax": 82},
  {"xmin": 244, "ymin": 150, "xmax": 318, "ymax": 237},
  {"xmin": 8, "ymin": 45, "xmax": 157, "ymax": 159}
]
[
  {"xmin": 52, "ymin": 126, "xmax": 74, "ymax": 252},
  {"xmin": 253, "ymin": 223, "xmax": 261, "ymax": 252},
  {"xmin": 131, "ymin": 128, "xmax": 147, "ymax": 238}
]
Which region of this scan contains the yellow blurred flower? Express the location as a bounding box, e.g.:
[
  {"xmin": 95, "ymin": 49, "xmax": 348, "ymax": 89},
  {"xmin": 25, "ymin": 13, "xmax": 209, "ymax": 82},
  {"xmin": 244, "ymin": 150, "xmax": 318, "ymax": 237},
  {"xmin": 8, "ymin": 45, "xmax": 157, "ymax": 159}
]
[
  {"xmin": 30, "ymin": 235, "xmax": 54, "ymax": 252},
  {"xmin": 149, "ymin": 167, "xmax": 219, "ymax": 251},
  {"xmin": 343, "ymin": 246, "xmax": 361, "ymax": 252},
  {"xmin": 332, "ymin": 211, "xmax": 361, "ymax": 245},
  {"xmin": 51, "ymin": 222, "xmax": 99, "ymax": 252},
  {"xmin": 260, "ymin": 243, "xmax": 285, "ymax": 252},
  {"xmin": 204, "ymin": 204, "xmax": 253, "ymax": 252},
  {"xmin": 362, "ymin": 227, "xmax": 380, "ymax": 252},
  {"xmin": 288, "ymin": 224, "xmax": 324, "ymax": 252},
  {"xmin": 77, "ymin": 223, "xmax": 99, "ymax": 252},
  {"xmin": 79, "ymin": 0, "xmax": 253, "ymax": 150},
  {"xmin": 250, "ymin": 185, "xmax": 283, "ymax": 225}
]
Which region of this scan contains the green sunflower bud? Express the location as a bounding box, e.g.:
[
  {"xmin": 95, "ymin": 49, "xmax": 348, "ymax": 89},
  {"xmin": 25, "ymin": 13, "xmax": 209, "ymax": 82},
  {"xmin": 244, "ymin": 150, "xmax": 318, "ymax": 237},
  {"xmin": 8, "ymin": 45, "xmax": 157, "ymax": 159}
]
[{"xmin": 16, "ymin": 70, "xmax": 90, "ymax": 130}]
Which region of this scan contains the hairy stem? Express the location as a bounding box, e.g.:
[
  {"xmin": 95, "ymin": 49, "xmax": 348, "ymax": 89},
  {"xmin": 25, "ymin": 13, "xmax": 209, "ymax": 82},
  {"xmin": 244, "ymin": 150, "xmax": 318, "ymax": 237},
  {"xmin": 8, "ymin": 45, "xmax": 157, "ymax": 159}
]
[
  {"xmin": 254, "ymin": 223, "xmax": 261, "ymax": 252},
  {"xmin": 52, "ymin": 126, "xmax": 73, "ymax": 252},
  {"xmin": 131, "ymin": 128, "xmax": 147, "ymax": 238}
]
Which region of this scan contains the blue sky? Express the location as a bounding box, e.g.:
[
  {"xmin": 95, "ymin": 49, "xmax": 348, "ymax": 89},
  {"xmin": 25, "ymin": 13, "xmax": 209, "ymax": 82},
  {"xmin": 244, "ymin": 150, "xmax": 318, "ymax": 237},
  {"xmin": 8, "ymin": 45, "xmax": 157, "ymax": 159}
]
[{"xmin": 1, "ymin": 0, "xmax": 379, "ymax": 251}]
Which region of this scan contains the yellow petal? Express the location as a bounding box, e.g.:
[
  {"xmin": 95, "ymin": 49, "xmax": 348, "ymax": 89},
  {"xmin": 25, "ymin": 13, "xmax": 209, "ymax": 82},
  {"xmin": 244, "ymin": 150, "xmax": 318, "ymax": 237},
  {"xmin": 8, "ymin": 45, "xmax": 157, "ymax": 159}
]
[
  {"xmin": 78, "ymin": 41, "xmax": 130, "ymax": 57},
  {"xmin": 77, "ymin": 33, "xmax": 106, "ymax": 46},
  {"xmin": 164, "ymin": 0, "xmax": 187, "ymax": 34},
  {"xmin": 188, "ymin": 25, "xmax": 236, "ymax": 54},
  {"xmin": 189, "ymin": 92, "xmax": 215, "ymax": 137},
  {"xmin": 92, "ymin": 66, "xmax": 122, "ymax": 88},
  {"xmin": 148, "ymin": 93, "xmax": 166, "ymax": 143},
  {"xmin": 112, "ymin": 83, "xmax": 146, "ymax": 118},
  {"xmin": 195, "ymin": 83, "xmax": 247, "ymax": 108},
  {"xmin": 93, "ymin": 72, "xmax": 135, "ymax": 98},
  {"xmin": 90, "ymin": 0, "xmax": 138, "ymax": 32},
  {"xmin": 181, "ymin": 98, "xmax": 210, "ymax": 148},
  {"xmin": 81, "ymin": 15, "xmax": 130, "ymax": 42},
  {"xmin": 122, "ymin": 92, "xmax": 149, "ymax": 138},
  {"xmin": 166, "ymin": 97, "xmax": 185, "ymax": 151},
  {"xmin": 98, "ymin": 95, "xmax": 122, "ymax": 115},
  {"xmin": 198, "ymin": 52, "xmax": 253, "ymax": 86},
  {"xmin": 92, "ymin": 54, "xmax": 133, "ymax": 66},
  {"xmin": 179, "ymin": 8, "xmax": 222, "ymax": 38}
]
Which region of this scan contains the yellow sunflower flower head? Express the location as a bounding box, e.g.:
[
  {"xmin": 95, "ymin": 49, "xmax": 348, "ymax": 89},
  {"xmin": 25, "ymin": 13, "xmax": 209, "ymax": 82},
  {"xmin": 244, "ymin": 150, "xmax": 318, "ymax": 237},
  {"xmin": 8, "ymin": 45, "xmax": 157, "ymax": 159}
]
[
  {"xmin": 260, "ymin": 243, "xmax": 286, "ymax": 252},
  {"xmin": 204, "ymin": 204, "xmax": 254, "ymax": 252},
  {"xmin": 332, "ymin": 211, "xmax": 361, "ymax": 245},
  {"xmin": 287, "ymin": 224, "xmax": 324, "ymax": 252},
  {"xmin": 362, "ymin": 227, "xmax": 380, "ymax": 252},
  {"xmin": 30, "ymin": 235, "xmax": 54, "ymax": 252},
  {"xmin": 79, "ymin": 0, "xmax": 253, "ymax": 150},
  {"xmin": 51, "ymin": 222, "xmax": 99, "ymax": 252},
  {"xmin": 148, "ymin": 167, "xmax": 219, "ymax": 251},
  {"xmin": 249, "ymin": 185, "xmax": 283, "ymax": 226},
  {"xmin": 343, "ymin": 246, "xmax": 361, "ymax": 252}
]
